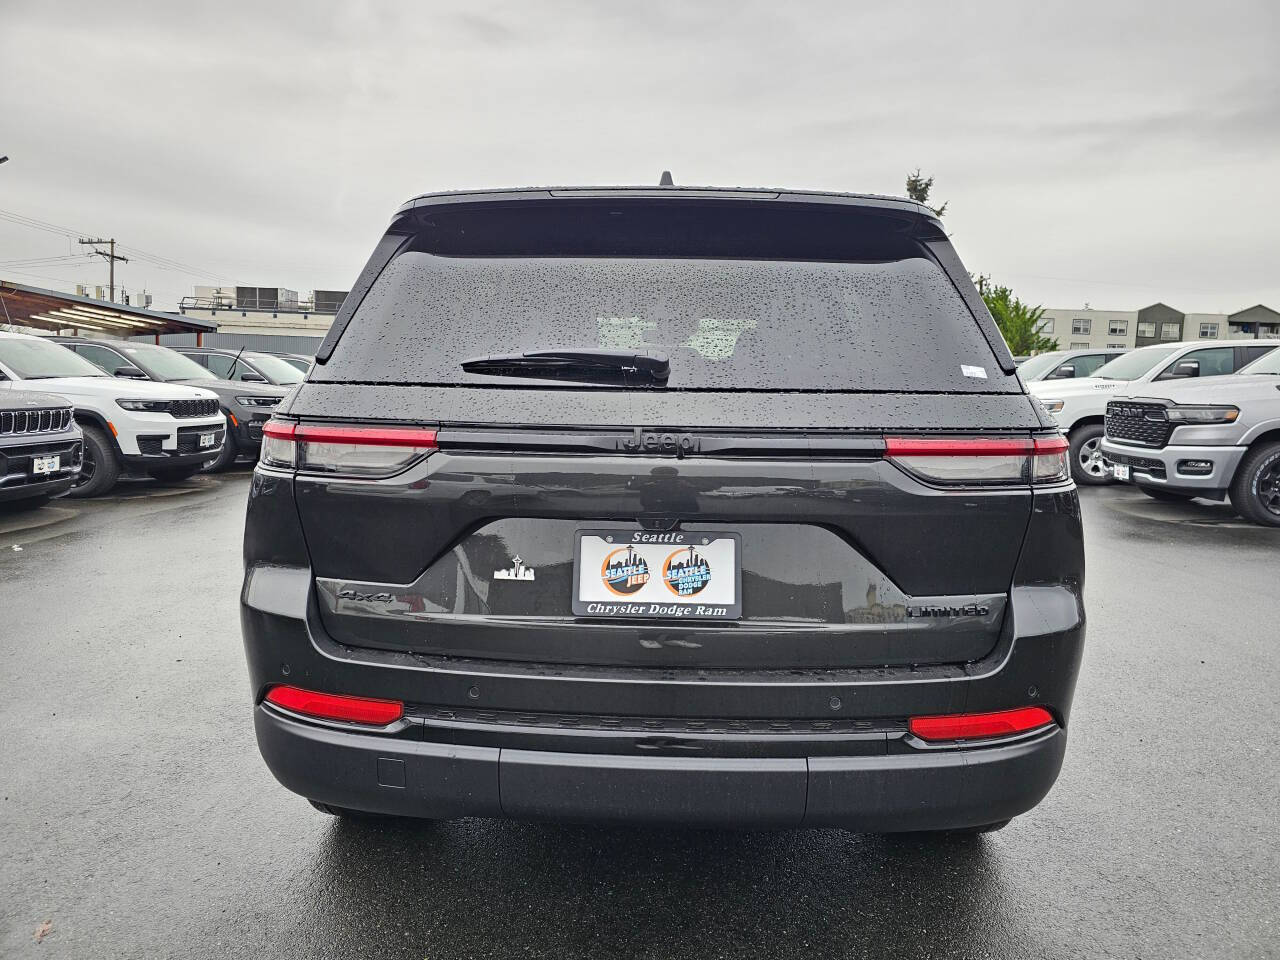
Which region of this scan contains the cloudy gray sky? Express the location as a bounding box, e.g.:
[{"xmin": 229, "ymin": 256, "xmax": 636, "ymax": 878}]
[{"xmin": 1, "ymin": 0, "xmax": 1277, "ymax": 314}]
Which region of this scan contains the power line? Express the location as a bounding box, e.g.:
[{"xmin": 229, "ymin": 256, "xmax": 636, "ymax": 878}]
[
  {"xmin": 0, "ymin": 254, "xmax": 96, "ymax": 267},
  {"xmin": 0, "ymin": 206, "xmax": 232, "ymax": 283}
]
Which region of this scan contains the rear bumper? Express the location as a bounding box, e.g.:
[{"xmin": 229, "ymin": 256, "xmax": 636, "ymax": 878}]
[
  {"xmin": 255, "ymin": 704, "xmax": 1066, "ymax": 829},
  {"xmin": 242, "ymin": 569, "xmax": 1084, "ymax": 829}
]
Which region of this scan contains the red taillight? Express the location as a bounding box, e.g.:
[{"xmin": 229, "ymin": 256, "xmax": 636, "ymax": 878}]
[
  {"xmin": 908, "ymin": 706, "xmax": 1055, "ymax": 742},
  {"xmin": 295, "ymin": 424, "xmax": 439, "ymax": 447},
  {"xmin": 265, "ymin": 685, "xmax": 403, "ymax": 726},
  {"xmin": 259, "ymin": 419, "xmax": 437, "ymax": 477},
  {"xmin": 885, "ymin": 435, "xmax": 1070, "ymax": 486}
]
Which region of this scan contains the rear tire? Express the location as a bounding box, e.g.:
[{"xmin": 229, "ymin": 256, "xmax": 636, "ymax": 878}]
[
  {"xmin": 1068, "ymin": 424, "xmax": 1112, "ymax": 485},
  {"xmin": 148, "ymin": 466, "xmax": 200, "ymax": 484},
  {"xmin": 202, "ymin": 419, "xmax": 238, "ymax": 472},
  {"xmin": 65, "ymin": 425, "xmax": 121, "ymax": 498},
  {"xmin": 1228, "ymin": 440, "xmax": 1280, "ymax": 528},
  {"xmin": 1138, "ymin": 486, "xmax": 1195, "ymax": 503}
]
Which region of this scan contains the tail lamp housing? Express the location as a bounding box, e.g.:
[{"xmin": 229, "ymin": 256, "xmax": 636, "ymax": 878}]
[
  {"xmin": 260, "ymin": 420, "xmax": 437, "ymax": 478},
  {"xmin": 885, "ymin": 435, "xmax": 1070, "ymax": 486}
]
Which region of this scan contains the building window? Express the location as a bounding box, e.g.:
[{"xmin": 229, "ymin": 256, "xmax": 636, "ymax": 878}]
[
  {"xmin": 1199, "ymin": 322, "xmax": 1218, "ymax": 338},
  {"xmin": 1072, "ymin": 319, "xmax": 1091, "ymax": 335},
  {"xmin": 1137, "ymin": 321, "xmax": 1157, "ymax": 338},
  {"xmin": 1070, "ymin": 341, "xmax": 1090, "ymax": 349},
  {"xmin": 1107, "ymin": 343, "xmax": 1126, "ymax": 348},
  {"xmin": 1161, "ymin": 322, "xmax": 1181, "ymax": 340},
  {"xmin": 1108, "ymin": 320, "xmax": 1128, "ymax": 336},
  {"xmin": 1037, "ymin": 318, "xmax": 1055, "ymax": 333}
]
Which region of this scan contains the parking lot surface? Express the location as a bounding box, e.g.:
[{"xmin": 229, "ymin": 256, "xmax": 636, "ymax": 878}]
[{"xmin": 1, "ymin": 473, "xmax": 1277, "ymax": 959}]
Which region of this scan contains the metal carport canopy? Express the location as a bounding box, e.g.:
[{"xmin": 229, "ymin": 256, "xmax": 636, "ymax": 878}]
[{"xmin": 0, "ymin": 278, "xmax": 215, "ymax": 340}]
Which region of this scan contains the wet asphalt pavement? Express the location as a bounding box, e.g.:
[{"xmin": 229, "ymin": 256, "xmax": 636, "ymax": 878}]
[{"xmin": 1, "ymin": 472, "xmax": 1277, "ymax": 959}]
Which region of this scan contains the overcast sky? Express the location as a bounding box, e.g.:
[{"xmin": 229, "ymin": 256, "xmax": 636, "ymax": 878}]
[{"xmin": 1, "ymin": 0, "xmax": 1277, "ymax": 314}]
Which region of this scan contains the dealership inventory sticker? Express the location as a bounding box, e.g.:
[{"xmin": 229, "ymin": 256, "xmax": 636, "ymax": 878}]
[{"xmin": 574, "ymin": 528, "xmax": 741, "ymax": 619}]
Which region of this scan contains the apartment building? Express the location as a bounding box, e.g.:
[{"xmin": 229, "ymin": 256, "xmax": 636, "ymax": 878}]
[{"xmin": 1037, "ymin": 303, "xmax": 1280, "ymax": 350}]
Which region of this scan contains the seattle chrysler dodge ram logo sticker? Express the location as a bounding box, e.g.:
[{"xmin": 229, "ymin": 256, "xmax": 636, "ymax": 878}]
[{"xmin": 662, "ymin": 545, "xmax": 712, "ymax": 596}]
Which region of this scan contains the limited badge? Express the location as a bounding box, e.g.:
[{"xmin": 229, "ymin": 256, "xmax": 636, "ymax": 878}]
[
  {"xmin": 494, "ymin": 555, "xmax": 535, "ymax": 581},
  {"xmin": 662, "ymin": 545, "xmax": 712, "ymax": 597},
  {"xmin": 601, "ymin": 546, "xmax": 650, "ymax": 595}
]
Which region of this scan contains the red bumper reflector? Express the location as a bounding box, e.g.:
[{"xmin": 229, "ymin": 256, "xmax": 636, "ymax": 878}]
[
  {"xmin": 908, "ymin": 706, "xmax": 1054, "ymax": 742},
  {"xmin": 265, "ymin": 685, "xmax": 403, "ymax": 726}
]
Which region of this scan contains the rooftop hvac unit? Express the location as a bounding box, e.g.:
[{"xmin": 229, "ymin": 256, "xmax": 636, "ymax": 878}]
[{"xmin": 235, "ymin": 286, "xmax": 299, "ymax": 311}]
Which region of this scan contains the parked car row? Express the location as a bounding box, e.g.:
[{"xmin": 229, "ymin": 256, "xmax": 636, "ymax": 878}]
[
  {"xmin": 52, "ymin": 339, "xmax": 289, "ymax": 473},
  {"xmin": 0, "ymin": 331, "xmax": 307, "ymax": 502},
  {"xmin": 1026, "ymin": 339, "xmax": 1280, "ymax": 526}
]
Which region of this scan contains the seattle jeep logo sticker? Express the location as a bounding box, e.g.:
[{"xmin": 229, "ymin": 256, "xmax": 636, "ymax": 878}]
[
  {"xmin": 601, "ymin": 546, "xmax": 651, "ymax": 595},
  {"xmin": 663, "ymin": 545, "xmax": 712, "ymax": 596}
]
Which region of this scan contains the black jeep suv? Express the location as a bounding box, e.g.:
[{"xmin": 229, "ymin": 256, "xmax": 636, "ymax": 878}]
[{"xmin": 242, "ymin": 186, "xmax": 1085, "ymax": 833}]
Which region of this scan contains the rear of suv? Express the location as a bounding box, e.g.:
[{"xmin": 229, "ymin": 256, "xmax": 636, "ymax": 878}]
[{"xmin": 242, "ymin": 186, "xmax": 1086, "ymax": 833}]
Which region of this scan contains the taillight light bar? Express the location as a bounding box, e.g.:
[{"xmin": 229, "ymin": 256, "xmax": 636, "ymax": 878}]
[
  {"xmin": 885, "ymin": 435, "xmax": 1070, "ymax": 486},
  {"xmin": 264, "ymin": 684, "xmax": 404, "ymax": 726},
  {"xmin": 260, "ymin": 420, "xmax": 438, "ymax": 477},
  {"xmin": 908, "ymin": 706, "xmax": 1055, "ymax": 743}
]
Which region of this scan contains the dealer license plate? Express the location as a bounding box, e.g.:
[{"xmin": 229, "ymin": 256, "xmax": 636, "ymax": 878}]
[
  {"xmin": 1112, "ymin": 463, "xmax": 1130, "ymax": 481},
  {"xmin": 31, "ymin": 455, "xmax": 60, "ymax": 476},
  {"xmin": 199, "ymin": 432, "xmax": 216, "ymax": 448},
  {"xmin": 573, "ymin": 528, "xmax": 741, "ymax": 620}
]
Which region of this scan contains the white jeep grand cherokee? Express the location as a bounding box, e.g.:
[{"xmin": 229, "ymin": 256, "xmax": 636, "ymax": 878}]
[{"xmin": 0, "ymin": 331, "xmax": 225, "ymax": 497}]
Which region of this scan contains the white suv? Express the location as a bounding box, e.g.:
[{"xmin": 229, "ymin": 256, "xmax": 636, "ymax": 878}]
[
  {"xmin": 1029, "ymin": 340, "xmax": 1279, "ymax": 484},
  {"xmin": 0, "ymin": 331, "xmax": 225, "ymax": 497}
]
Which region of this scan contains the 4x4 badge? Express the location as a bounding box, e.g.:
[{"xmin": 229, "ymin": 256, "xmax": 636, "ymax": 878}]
[{"xmin": 494, "ymin": 556, "xmax": 535, "ymax": 581}]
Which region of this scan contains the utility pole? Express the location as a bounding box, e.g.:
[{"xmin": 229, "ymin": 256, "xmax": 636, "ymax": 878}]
[{"xmin": 78, "ymin": 237, "xmax": 129, "ymax": 303}]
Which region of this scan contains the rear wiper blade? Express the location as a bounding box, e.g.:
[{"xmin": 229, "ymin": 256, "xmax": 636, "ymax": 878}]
[{"xmin": 461, "ymin": 348, "xmax": 670, "ymax": 383}]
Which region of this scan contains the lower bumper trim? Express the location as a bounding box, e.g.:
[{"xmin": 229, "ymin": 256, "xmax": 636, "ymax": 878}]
[{"xmin": 255, "ymin": 706, "xmax": 1066, "ymax": 830}]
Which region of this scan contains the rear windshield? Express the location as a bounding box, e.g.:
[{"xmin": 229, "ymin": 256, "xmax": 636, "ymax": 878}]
[{"xmin": 322, "ymin": 246, "xmax": 1010, "ymax": 393}]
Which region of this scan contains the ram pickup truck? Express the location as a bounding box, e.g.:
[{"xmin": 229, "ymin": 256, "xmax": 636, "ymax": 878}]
[
  {"xmin": 1030, "ymin": 340, "xmax": 1279, "ymax": 484},
  {"xmin": 1101, "ymin": 347, "xmax": 1280, "ymax": 526}
]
